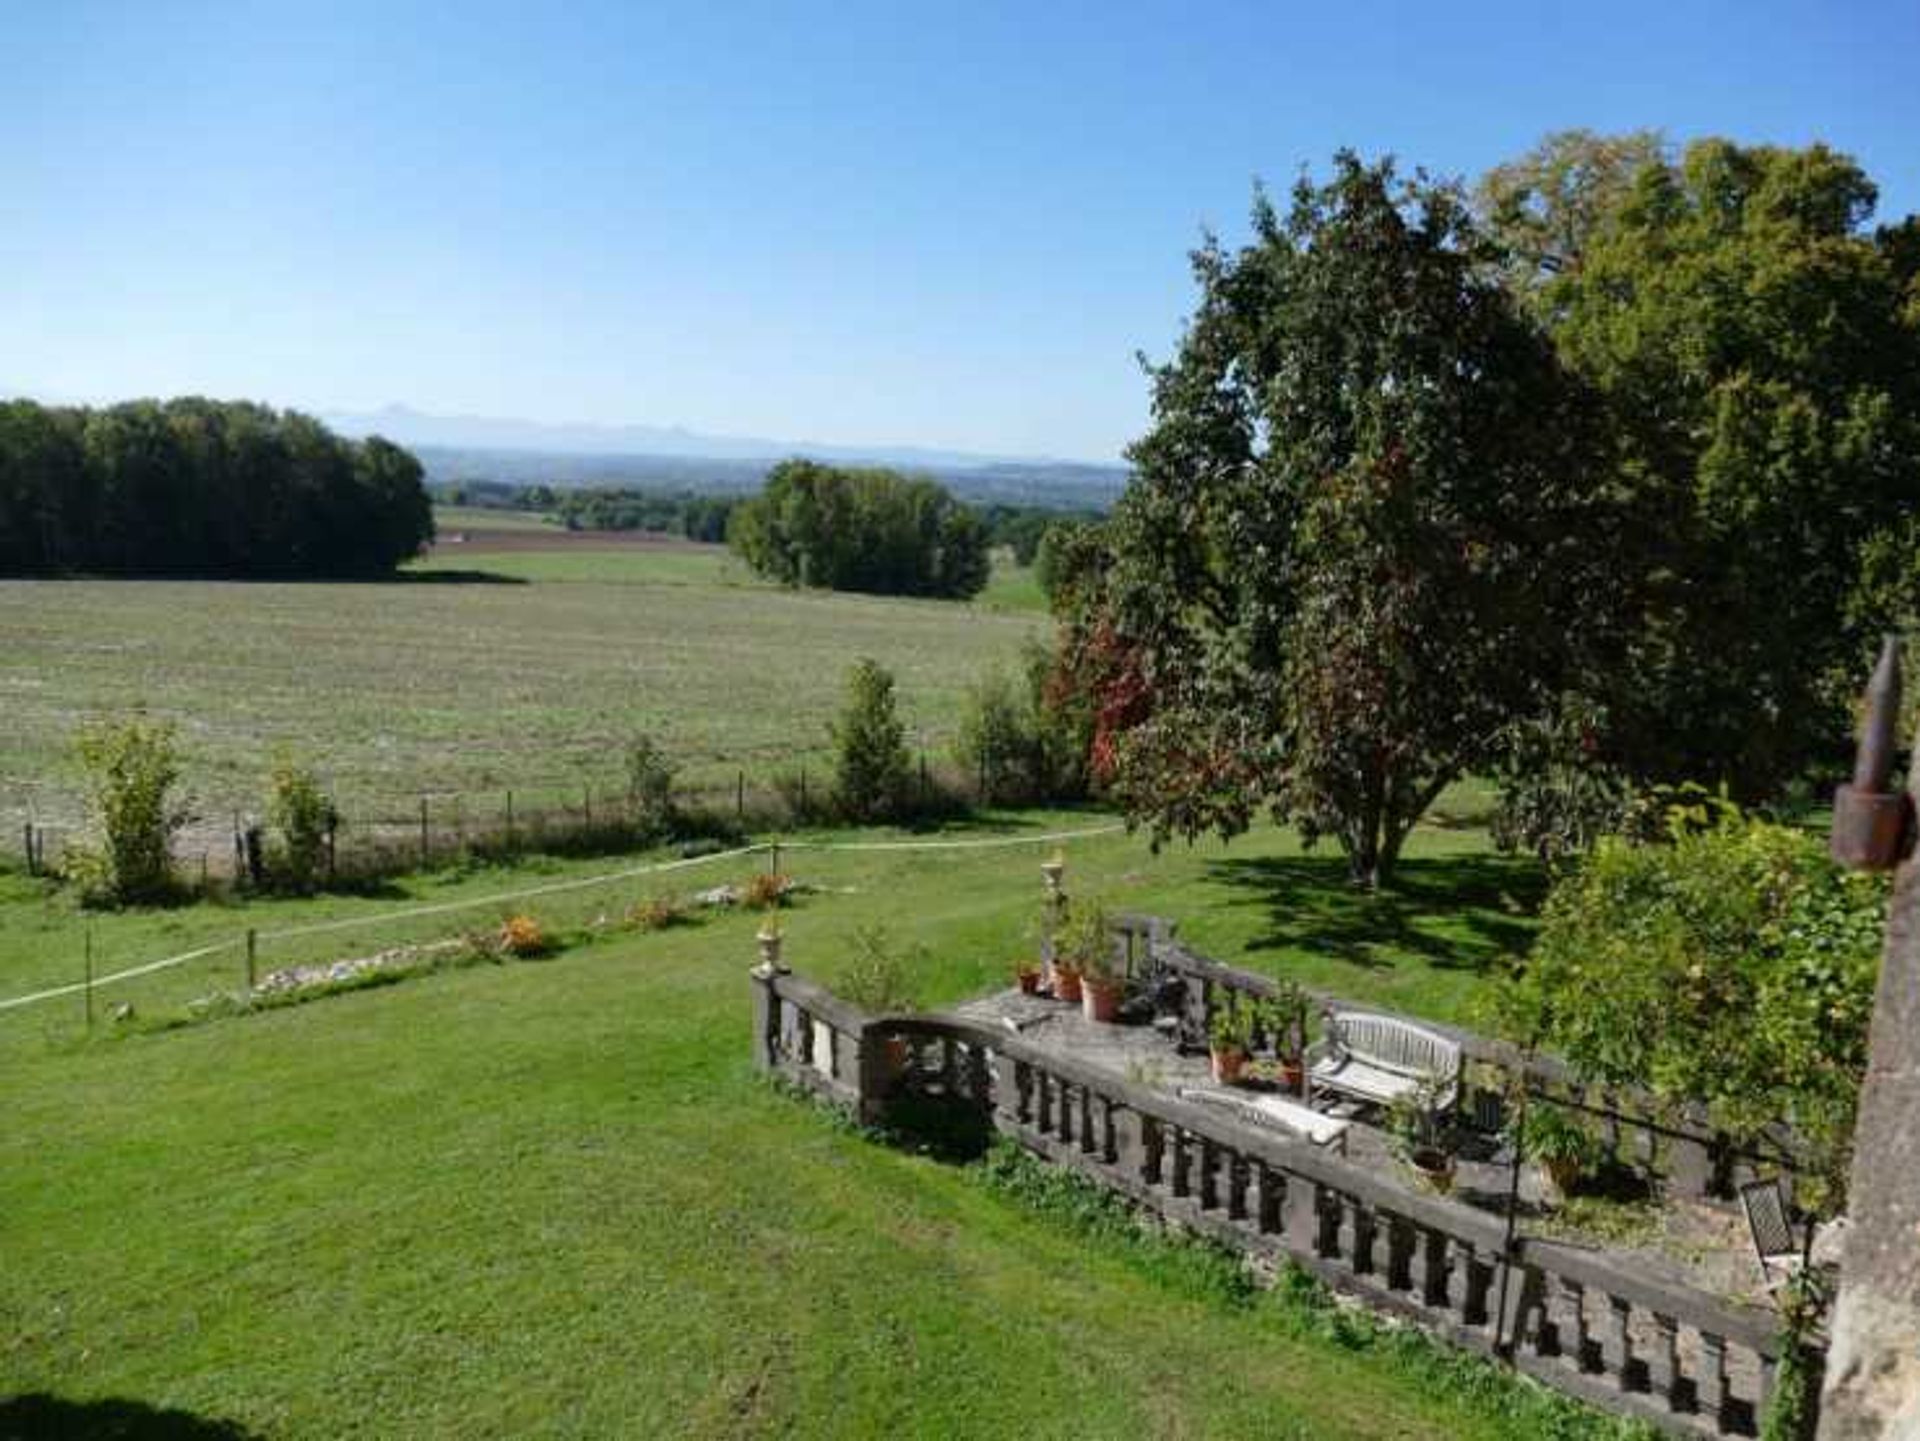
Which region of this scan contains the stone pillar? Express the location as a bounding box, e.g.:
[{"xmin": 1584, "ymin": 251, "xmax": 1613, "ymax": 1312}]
[
  {"xmin": 1821, "ymin": 641, "xmax": 1920, "ymax": 1439},
  {"xmin": 1820, "ymin": 848, "xmax": 1920, "ymax": 1437},
  {"xmin": 1040, "ymin": 852, "xmax": 1065, "ymax": 990},
  {"xmin": 749, "ymin": 939, "xmax": 787, "ymax": 1074}
]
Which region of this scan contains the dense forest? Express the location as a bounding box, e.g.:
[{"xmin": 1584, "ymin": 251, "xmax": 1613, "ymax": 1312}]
[{"xmin": 0, "ymin": 398, "xmax": 434, "ymax": 577}]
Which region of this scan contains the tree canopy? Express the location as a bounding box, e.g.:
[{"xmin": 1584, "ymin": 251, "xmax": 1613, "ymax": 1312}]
[
  {"xmin": 1066, "ymin": 154, "xmax": 1622, "ymax": 886},
  {"xmin": 1483, "ymin": 135, "xmax": 1920, "ymax": 809},
  {"xmin": 0, "ymin": 398, "xmax": 434, "ymax": 577},
  {"xmin": 727, "ymin": 458, "xmax": 991, "ymax": 600}
]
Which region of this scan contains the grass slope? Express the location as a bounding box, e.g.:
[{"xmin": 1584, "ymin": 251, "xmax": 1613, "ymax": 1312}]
[{"xmin": 2, "ymin": 821, "xmax": 1574, "ymax": 1439}]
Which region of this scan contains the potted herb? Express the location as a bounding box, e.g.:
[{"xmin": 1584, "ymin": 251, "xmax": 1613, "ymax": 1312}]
[
  {"xmin": 1388, "ymin": 1082, "xmax": 1456, "ymax": 1194},
  {"xmin": 1014, "ymin": 961, "xmax": 1042, "ymax": 995},
  {"xmin": 1268, "ymin": 981, "xmax": 1311, "ymax": 1095},
  {"xmin": 1208, "ymin": 994, "xmax": 1258, "ymax": 1085},
  {"xmin": 1058, "ymin": 899, "xmax": 1122, "ymax": 1023},
  {"xmin": 1513, "ymin": 1105, "xmax": 1603, "ymax": 1199},
  {"xmin": 833, "ymin": 925, "xmax": 922, "ymax": 1076}
]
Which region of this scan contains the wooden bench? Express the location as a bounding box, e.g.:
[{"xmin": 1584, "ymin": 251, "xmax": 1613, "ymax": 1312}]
[{"xmin": 1306, "ymin": 1011, "xmax": 1460, "ymax": 1118}]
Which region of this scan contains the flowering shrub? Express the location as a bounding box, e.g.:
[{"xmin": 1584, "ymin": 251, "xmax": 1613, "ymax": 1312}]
[
  {"xmin": 741, "ymin": 872, "xmax": 793, "ymax": 910},
  {"xmin": 497, "ymin": 913, "xmax": 549, "ymax": 957},
  {"xmin": 627, "ymin": 895, "xmax": 686, "ymax": 931}
]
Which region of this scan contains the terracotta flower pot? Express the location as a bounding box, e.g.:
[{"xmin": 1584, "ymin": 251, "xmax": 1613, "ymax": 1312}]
[
  {"xmin": 1081, "ymin": 975, "xmax": 1123, "ymax": 1024},
  {"xmin": 1053, "ymin": 967, "xmax": 1083, "ymax": 1004},
  {"xmin": 1542, "ymin": 1157, "xmax": 1581, "ymax": 1198},
  {"xmin": 1210, "ymin": 1045, "xmax": 1248, "ymax": 1085},
  {"xmin": 1278, "ymin": 1059, "xmax": 1305, "ymax": 1095},
  {"xmin": 1410, "ymin": 1146, "xmax": 1456, "ymax": 1195},
  {"xmin": 1016, "ymin": 967, "xmax": 1042, "ymax": 995}
]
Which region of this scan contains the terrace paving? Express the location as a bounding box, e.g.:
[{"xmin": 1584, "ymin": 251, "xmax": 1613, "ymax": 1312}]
[{"xmin": 952, "ymin": 986, "xmax": 1779, "ymax": 1312}]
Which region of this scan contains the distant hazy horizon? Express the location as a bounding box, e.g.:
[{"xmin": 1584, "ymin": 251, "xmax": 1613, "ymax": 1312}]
[{"xmin": 6, "ymin": 2, "xmax": 1916, "ymax": 463}]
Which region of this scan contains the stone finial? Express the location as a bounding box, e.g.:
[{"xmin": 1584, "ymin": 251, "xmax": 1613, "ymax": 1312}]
[{"xmin": 755, "ymin": 923, "xmax": 786, "ymax": 974}]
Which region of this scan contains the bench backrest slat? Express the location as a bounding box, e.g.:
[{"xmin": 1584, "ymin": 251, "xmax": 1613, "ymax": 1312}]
[{"xmin": 1332, "ymin": 1012, "xmax": 1460, "ymax": 1082}]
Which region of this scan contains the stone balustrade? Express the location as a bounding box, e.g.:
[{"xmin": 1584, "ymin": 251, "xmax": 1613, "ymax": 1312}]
[
  {"xmin": 751, "ymin": 963, "xmax": 1796, "ymax": 1439},
  {"xmin": 1127, "ymin": 920, "xmax": 1803, "ymax": 1201}
]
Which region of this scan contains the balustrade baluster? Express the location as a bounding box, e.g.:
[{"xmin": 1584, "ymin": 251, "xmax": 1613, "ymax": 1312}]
[
  {"xmin": 1226, "ymin": 1151, "xmax": 1249, "ymax": 1222},
  {"xmin": 1461, "ymin": 1244, "xmax": 1493, "ymax": 1328},
  {"xmin": 1142, "ymin": 1116, "xmax": 1164, "ymax": 1186},
  {"xmin": 1171, "ymin": 1127, "xmax": 1192, "ymax": 1199},
  {"xmin": 1253, "ymin": 1161, "xmax": 1282, "ymax": 1235},
  {"xmin": 1198, "ymin": 1138, "xmax": 1220, "ymax": 1210},
  {"xmin": 1317, "ymin": 1188, "xmax": 1344, "ymax": 1260},
  {"xmin": 1698, "ymin": 1332, "xmax": 1730, "ymax": 1431},
  {"xmin": 1607, "ymin": 1292, "xmax": 1639, "ymax": 1391},
  {"xmin": 1078, "ymin": 1087, "xmax": 1096, "ymax": 1155},
  {"xmin": 1420, "ymin": 1227, "xmax": 1450, "ymax": 1307},
  {"xmin": 1283, "ymin": 1173, "xmax": 1319, "ymax": 1255},
  {"xmin": 1651, "ymin": 1313, "xmax": 1682, "ymax": 1412},
  {"xmin": 1350, "ymin": 1202, "xmax": 1376, "ymax": 1275},
  {"xmin": 1386, "ymin": 1214, "xmax": 1415, "ymax": 1292}
]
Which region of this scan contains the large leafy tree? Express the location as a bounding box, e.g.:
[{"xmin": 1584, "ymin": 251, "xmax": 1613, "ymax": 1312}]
[
  {"xmin": 728, "ymin": 458, "xmax": 989, "ymax": 600},
  {"xmin": 1484, "ymin": 136, "xmax": 1920, "ymax": 803},
  {"xmin": 1074, "ymin": 154, "xmax": 1620, "ymax": 887}
]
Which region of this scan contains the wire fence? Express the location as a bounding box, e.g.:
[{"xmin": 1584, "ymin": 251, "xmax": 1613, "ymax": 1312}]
[
  {"xmin": 0, "ymin": 821, "xmax": 1126, "ymax": 1037},
  {"xmin": 10, "ymin": 747, "xmax": 1049, "ymax": 891}
]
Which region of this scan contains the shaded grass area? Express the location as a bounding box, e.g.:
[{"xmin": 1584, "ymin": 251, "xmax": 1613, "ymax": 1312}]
[{"xmin": 0, "ymin": 818, "xmax": 1593, "ymax": 1439}]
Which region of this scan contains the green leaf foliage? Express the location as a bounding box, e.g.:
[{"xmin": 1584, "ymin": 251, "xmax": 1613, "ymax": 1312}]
[
  {"xmin": 1488, "ymin": 134, "xmax": 1920, "ymax": 801},
  {"xmin": 830, "ymin": 658, "xmax": 914, "ymax": 823},
  {"xmin": 728, "ymin": 457, "xmax": 990, "ymax": 599},
  {"xmin": 1068, "ymin": 153, "xmax": 1622, "ymax": 886},
  {"xmin": 1499, "ymin": 816, "xmax": 1883, "ymax": 1213},
  {"xmin": 0, "ymin": 398, "xmax": 433, "ymax": 577}
]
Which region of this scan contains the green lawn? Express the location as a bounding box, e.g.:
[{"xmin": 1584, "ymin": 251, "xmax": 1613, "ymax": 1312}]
[
  {"xmin": 431, "ymin": 504, "xmax": 564, "ymax": 533},
  {"xmin": 0, "ymin": 816, "xmax": 1586, "ymax": 1439}
]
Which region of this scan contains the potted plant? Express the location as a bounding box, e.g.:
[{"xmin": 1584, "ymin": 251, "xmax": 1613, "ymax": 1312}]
[
  {"xmin": 1388, "ymin": 1082, "xmax": 1456, "ymax": 1194},
  {"xmin": 833, "ymin": 925, "xmax": 922, "ymax": 1077},
  {"xmin": 1208, "ymin": 994, "xmax": 1258, "ymax": 1085},
  {"xmin": 1268, "ymin": 981, "xmax": 1311, "ymax": 1095},
  {"xmin": 1513, "ymin": 1105, "xmax": 1602, "ymax": 1199},
  {"xmin": 1014, "ymin": 961, "xmax": 1043, "ymax": 995},
  {"xmin": 1058, "ymin": 899, "xmax": 1122, "ymax": 1023}
]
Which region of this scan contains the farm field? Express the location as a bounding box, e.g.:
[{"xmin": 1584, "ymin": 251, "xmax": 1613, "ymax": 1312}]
[
  {"xmin": 0, "ymin": 817, "xmax": 1588, "ymax": 1440},
  {"xmin": 0, "ymin": 520, "xmax": 1048, "ymax": 859}
]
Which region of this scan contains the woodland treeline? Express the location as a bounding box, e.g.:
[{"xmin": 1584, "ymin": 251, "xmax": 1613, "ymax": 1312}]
[{"xmin": 0, "ymin": 398, "xmax": 434, "ymax": 577}]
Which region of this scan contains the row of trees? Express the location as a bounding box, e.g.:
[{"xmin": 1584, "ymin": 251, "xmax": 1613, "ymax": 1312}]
[
  {"xmin": 728, "ymin": 459, "xmax": 992, "ymax": 599},
  {"xmin": 0, "ymin": 398, "xmax": 434, "ymax": 577},
  {"xmin": 1055, "ymin": 135, "xmax": 1920, "ymax": 887}
]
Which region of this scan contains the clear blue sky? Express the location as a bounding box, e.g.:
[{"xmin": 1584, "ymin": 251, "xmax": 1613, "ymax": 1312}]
[{"xmin": 5, "ymin": 1, "xmax": 1916, "ymax": 462}]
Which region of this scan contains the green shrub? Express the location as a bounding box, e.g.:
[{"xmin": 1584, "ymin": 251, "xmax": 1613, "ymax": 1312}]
[
  {"xmin": 623, "ymin": 733, "xmax": 678, "ymax": 840},
  {"xmin": 1498, "ymin": 814, "xmax": 1882, "ymax": 1215},
  {"xmin": 266, "ymin": 749, "xmax": 333, "ymax": 894},
  {"xmin": 831, "ymin": 925, "xmax": 923, "ymax": 1014},
  {"xmin": 952, "ymin": 639, "xmax": 1094, "ymax": 806},
  {"xmin": 830, "ymin": 658, "xmax": 912, "ymax": 823},
  {"xmin": 68, "ymin": 714, "xmax": 187, "ymax": 906}
]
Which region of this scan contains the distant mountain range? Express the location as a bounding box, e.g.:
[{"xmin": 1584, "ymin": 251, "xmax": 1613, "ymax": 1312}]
[{"xmin": 321, "ymin": 404, "xmax": 1129, "ymax": 509}]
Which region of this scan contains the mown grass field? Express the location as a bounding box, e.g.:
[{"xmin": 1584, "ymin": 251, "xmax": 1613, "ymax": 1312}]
[
  {"xmin": 0, "ymin": 817, "xmax": 1592, "ymax": 1440},
  {"xmin": 0, "ymin": 518, "xmax": 1049, "ymax": 857}
]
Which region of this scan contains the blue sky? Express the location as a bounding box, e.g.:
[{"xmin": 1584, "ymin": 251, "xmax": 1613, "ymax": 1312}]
[{"xmin": 4, "ymin": 2, "xmax": 1916, "ymax": 462}]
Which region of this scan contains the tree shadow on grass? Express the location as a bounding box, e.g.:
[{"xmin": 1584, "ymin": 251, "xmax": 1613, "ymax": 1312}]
[
  {"xmin": 0, "ymin": 1395, "xmax": 259, "ymax": 1440},
  {"xmin": 378, "ymin": 568, "xmax": 528, "ymax": 586},
  {"xmin": 1201, "ymin": 851, "xmax": 1548, "ymax": 980}
]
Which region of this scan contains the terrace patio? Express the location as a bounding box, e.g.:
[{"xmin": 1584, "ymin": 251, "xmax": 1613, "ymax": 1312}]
[{"xmin": 754, "ymin": 914, "xmax": 1822, "ymax": 1439}]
